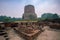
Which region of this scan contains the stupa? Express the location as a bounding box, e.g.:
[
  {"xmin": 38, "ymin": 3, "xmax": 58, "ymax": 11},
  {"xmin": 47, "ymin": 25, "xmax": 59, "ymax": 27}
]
[{"xmin": 22, "ymin": 5, "xmax": 37, "ymax": 20}]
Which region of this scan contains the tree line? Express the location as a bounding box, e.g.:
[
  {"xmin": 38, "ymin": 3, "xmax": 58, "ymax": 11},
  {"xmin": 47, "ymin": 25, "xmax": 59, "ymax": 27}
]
[
  {"xmin": 0, "ymin": 16, "xmax": 22, "ymax": 22},
  {"xmin": 40, "ymin": 13, "xmax": 60, "ymax": 23},
  {"xmin": 0, "ymin": 13, "xmax": 60, "ymax": 22}
]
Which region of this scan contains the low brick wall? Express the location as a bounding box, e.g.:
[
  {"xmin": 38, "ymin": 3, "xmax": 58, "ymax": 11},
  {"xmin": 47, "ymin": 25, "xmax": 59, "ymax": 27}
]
[{"xmin": 14, "ymin": 28, "xmax": 41, "ymax": 40}]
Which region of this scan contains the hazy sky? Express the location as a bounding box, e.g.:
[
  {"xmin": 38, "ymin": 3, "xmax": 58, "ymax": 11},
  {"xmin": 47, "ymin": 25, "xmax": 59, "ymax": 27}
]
[{"xmin": 0, "ymin": 0, "xmax": 60, "ymax": 18}]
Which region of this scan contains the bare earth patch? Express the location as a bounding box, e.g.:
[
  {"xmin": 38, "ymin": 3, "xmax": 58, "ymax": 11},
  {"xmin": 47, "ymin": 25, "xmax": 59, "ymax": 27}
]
[
  {"xmin": 37, "ymin": 26, "xmax": 60, "ymax": 40},
  {"xmin": 0, "ymin": 27, "xmax": 60, "ymax": 40}
]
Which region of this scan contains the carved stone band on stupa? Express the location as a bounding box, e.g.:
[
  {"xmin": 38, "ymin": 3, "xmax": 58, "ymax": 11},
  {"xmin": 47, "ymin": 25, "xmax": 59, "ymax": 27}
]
[{"xmin": 22, "ymin": 5, "xmax": 37, "ymax": 20}]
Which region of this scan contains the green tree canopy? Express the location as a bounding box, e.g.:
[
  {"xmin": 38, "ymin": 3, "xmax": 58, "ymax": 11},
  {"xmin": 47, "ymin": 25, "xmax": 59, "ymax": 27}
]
[{"xmin": 41, "ymin": 13, "xmax": 59, "ymax": 20}]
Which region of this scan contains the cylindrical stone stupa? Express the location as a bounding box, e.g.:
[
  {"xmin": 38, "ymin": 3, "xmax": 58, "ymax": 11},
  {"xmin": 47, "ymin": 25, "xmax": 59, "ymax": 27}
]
[{"xmin": 22, "ymin": 5, "xmax": 37, "ymax": 20}]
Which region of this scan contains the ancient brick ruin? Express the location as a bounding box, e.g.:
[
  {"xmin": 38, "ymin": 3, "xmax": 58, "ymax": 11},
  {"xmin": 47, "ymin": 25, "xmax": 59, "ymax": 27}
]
[{"xmin": 22, "ymin": 5, "xmax": 37, "ymax": 20}]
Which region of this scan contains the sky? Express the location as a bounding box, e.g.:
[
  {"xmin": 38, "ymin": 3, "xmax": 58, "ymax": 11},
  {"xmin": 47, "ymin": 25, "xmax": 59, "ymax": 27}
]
[{"xmin": 0, "ymin": 0, "xmax": 60, "ymax": 18}]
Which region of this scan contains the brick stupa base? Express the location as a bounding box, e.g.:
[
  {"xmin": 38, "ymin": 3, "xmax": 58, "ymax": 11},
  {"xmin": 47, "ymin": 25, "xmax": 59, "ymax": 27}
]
[{"xmin": 14, "ymin": 28, "xmax": 41, "ymax": 40}]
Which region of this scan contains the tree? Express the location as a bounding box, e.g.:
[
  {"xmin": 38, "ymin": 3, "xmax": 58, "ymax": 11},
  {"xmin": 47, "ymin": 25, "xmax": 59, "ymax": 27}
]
[
  {"xmin": 41, "ymin": 13, "xmax": 59, "ymax": 20},
  {"xmin": 52, "ymin": 14, "xmax": 59, "ymax": 19},
  {"xmin": 4, "ymin": 17, "xmax": 10, "ymax": 22}
]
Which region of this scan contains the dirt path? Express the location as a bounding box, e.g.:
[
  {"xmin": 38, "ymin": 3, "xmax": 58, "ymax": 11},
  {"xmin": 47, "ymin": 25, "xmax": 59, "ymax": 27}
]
[
  {"xmin": 7, "ymin": 28, "xmax": 24, "ymax": 40},
  {"xmin": 0, "ymin": 36, "xmax": 5, "ymax": 40},
  {"xmin": 36, "ymin": 27, "xmax": 60, "ymax": 40}
]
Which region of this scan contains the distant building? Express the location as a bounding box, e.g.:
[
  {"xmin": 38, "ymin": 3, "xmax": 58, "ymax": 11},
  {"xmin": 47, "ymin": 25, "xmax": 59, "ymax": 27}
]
[{"xmin": 22, "ymin": 5, "xmax": 37, "ymax": 20}]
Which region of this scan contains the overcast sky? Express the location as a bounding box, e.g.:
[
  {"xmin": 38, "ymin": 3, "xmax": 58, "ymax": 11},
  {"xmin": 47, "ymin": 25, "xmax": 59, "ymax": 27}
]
[{"xmin": 0, "ymin": 0, "xmax": 60, "ymax": 18}]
